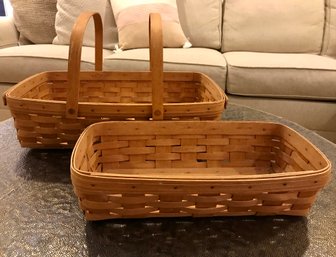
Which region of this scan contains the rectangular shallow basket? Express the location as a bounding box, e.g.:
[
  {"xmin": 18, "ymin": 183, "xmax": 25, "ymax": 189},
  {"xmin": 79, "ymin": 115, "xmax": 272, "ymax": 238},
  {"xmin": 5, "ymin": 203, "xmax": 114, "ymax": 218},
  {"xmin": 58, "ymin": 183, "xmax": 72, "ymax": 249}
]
[
  {"xmin": 71, "ymin": 121, "xmax": 331, "ymax": 221},
  {"xmin": 3, "ymin": 12, "xmax": 226, "ymax": 148}
]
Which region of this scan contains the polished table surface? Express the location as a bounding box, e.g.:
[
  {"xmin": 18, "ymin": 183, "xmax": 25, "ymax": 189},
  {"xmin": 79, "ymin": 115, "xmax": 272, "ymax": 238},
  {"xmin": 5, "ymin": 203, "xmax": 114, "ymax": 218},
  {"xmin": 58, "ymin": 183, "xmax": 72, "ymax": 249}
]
[{"xmin": 0, "ymin": 103, "xmax": 335, "ymax": 257}]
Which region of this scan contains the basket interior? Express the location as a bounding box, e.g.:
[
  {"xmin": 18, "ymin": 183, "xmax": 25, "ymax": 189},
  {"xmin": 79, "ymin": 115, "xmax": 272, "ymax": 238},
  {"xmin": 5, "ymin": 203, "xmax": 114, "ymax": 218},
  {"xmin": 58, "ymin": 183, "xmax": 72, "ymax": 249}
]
[
  {"xmin": 21, "ymin": 74, "xmax": 218, "ymax": 104},
  {"xmin": 74, "ymin": 122, "xmax": 327, "ymax": 178}
]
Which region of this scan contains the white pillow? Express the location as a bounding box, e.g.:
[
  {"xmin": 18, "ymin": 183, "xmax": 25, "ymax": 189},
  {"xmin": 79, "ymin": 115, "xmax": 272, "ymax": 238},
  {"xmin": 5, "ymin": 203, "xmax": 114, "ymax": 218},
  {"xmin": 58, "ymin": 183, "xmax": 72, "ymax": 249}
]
[
  {"xmin": 110, "ymin": 0, "xmax": 191, "ymax": 50},
  {"xmin": 53, "ymin": 0, "xmax": 117, "ymax": 49}
]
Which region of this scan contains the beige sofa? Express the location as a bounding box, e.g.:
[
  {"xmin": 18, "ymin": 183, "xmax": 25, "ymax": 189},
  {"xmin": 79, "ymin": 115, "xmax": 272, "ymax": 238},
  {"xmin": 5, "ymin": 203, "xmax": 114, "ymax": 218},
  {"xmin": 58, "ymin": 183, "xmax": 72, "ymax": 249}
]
[{"xmin": 0, "ymin": 0, "xmax": 335, "ymax": 143}]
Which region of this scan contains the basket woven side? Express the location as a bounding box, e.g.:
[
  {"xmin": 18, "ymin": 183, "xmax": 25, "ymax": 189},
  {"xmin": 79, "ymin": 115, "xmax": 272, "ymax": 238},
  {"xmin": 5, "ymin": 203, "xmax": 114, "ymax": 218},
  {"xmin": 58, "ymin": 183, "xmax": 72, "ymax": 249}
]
[
  {"xmin": 20, "ymin": 71, "xmax": 222, "ymax": 104},
  {"xmin": 71, "ymin": 121, "xmax": 331, "ymax": 220}
]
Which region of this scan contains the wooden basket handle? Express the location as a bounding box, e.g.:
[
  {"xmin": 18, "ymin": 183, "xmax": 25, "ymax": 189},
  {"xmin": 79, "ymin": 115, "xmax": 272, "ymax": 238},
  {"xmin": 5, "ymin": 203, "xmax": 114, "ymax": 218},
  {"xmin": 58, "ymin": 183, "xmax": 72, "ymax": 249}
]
[
  {"xmin": 65, "ymin": 12, "xmax": 163, "ymax": 120},
  {"xmin": 66, "ymin": 12, "xmax": 103, "ymax": 118},
  {"xmin": 149, "ymin": 13, "xmax": 164, "ymax": 121}
]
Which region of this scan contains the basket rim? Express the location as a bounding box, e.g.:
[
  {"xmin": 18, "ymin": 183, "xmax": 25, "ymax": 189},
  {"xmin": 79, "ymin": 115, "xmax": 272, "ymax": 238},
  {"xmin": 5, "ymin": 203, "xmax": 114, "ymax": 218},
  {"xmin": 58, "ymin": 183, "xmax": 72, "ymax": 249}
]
[
  {"xmin": 71, "ymin": 166, "xmax": 330, "ymax": 182},
  {"xmin": 7, "ymin": 98, "xmax": 225, "ymax": 106},
  {"xmin": 5, "ymin": 70, "xmax": 226, "ymax": 101}
]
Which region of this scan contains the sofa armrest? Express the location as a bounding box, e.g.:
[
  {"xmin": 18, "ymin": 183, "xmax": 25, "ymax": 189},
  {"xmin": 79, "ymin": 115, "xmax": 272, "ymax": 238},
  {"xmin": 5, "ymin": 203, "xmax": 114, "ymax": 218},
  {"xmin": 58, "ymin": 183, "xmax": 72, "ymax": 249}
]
[{"xmin": 0, "ymin": 16, "xmax": 19, "ymax": 49}]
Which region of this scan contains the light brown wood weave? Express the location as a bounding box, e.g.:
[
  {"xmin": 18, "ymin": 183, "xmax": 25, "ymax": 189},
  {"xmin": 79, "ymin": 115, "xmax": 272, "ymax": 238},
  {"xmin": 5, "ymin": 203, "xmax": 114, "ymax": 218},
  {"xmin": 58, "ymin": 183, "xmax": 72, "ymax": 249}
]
[
  {"xmin": 71, "ymin": 121, "xmax": 331, "ymax": 220},
  {"xmin": 3, "ymin": 12, "xmax": 226, "ymax": 148}
]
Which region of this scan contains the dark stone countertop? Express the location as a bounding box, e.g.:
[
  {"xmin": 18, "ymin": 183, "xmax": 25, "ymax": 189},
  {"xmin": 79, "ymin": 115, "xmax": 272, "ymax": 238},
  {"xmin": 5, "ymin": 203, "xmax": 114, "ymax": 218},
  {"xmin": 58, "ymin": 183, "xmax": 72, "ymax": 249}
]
[{"xmin": 0, "ymin": 103, "xmax": 335, "ymax": 257}]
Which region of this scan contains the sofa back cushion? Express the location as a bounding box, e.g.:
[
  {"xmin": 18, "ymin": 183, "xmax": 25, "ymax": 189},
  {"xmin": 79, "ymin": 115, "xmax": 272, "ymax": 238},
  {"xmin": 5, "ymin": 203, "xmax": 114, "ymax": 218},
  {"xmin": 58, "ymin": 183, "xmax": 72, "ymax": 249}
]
[
  {"xmin": 222, "ymin": 0, "xmax": 325, "ymax": 53},
  {"xmin": 322, "ymin": 0, "xmax": 336, "ymax": 58},
  {"xmin": 177, "ymin": 0, "xmax": 222, "ymax": 49}
]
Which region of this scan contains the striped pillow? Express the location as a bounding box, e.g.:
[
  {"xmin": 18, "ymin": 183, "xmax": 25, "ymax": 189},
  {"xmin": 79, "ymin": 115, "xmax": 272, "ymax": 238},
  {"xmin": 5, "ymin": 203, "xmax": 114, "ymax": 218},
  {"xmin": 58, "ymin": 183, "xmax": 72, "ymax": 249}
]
[{"xmin": 110, "ymin": 0, "xmax": 191, "ymax": 50}]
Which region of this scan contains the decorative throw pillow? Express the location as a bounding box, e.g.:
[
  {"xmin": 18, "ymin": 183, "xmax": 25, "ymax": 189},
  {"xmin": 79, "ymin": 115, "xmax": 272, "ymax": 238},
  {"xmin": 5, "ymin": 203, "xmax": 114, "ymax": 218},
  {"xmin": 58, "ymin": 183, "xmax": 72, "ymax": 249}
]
[
  {"xmin": 110, "ymin": 0, "xmax": 191, "ymax": 50},
  {"xmin": 10, "ymin": 0, "xmax": 57, "ymax": 44},
  {"xmin": 53, "ymin": 0, "xmax": 117, "ymax": 50}
]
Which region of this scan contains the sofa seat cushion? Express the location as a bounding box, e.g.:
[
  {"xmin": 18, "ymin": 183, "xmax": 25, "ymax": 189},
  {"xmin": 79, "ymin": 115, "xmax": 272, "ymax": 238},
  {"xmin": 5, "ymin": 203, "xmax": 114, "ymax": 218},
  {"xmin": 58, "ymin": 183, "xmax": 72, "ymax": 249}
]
[
  {"xmin": 104, "ymin": 48, "xmax": 227, "ymax": 90},
  {"xmin": 224, "ymin": 52, "xmax": 336, "ymax": 101},
  {"xmin": 0, "ymin": 45, "xmax": 113, "ymax": 83}
]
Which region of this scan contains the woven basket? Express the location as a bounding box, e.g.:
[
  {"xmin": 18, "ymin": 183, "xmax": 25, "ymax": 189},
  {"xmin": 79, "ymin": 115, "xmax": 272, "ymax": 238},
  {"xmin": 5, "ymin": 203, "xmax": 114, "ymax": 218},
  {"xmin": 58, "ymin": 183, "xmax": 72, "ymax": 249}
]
[
  {"xmin": 3, "ymin": 12, "xmax": 226, "ymax": 148},
  {"xmin": 71, "ymin": 120, "xmax": 331, "ymax": 220}
]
